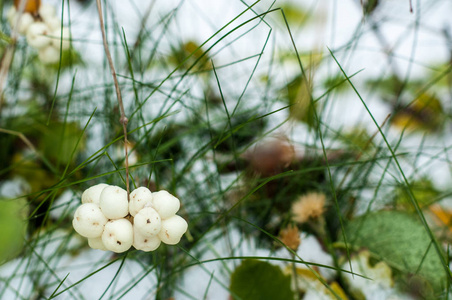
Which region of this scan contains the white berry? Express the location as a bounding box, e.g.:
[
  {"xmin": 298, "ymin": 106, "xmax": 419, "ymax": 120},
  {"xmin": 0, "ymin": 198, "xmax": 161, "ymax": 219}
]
[
  {"xmin": 134, "ymin": 207, "xmax": 161, "ymax": 237},
  {"xmin": 152, "ymin": 190, "xmax": 180, "ymax": 219},
  {"xmin": 99, "ymin": 185, "xmax": 129, "ymax": 219},
  {"xmin": 51, "ymin": 27, "xmax": 71, "ymax": 50},
  {"xmin": 133, "ymin": 231, "xmax": 161, "ymax": 252},
  {"xmin": 72, "ymin": 203, "xmax": 108, "ymax": 238},
  {"xmin": 81, "ymin": 183, "xmax": 109, "ymax": 205},
  {"xmin": 26, "ymin": 22, "xmax": 52, "ymax": 49},
  {"xmin": 60, "ymin": 27, "xmax": 71, "ymax": 50},
  {"xmin": 158, "ymin": 215, "xmax": 188, "ymax": 245},
  {"xmin": 38, "ymin": 3, "xmax": 57, "ymax": 21},
  {"xmin": 38, "ymin": 45, "xmax": 60, "ymax": 64},
  {"xmin": 129, "ymin": 187, "xmax": 153, "ymax": 216},
  {"xmin": 88, "ymin": 237, "xmax": 108, "ymax": 250},
  {"xmin": 45, "ymin": 17, "xmax": 62, "ymax": 32},
  {"xmin": 7, "ymin": 7, "xmax": 17, "ymax": 25},
  {"xmin": 10, "ymin": 13, "xmax": 34, "ymax": 35},
  {"xmin": 102, "ymin": 219, "xmax": 133, "ymax": 253}
]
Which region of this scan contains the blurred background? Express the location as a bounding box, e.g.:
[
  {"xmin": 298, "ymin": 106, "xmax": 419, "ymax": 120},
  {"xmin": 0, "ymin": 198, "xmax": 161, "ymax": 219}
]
[{"xmin": 1, "ymin": 0, "xmax": 452, "ymax": 299}]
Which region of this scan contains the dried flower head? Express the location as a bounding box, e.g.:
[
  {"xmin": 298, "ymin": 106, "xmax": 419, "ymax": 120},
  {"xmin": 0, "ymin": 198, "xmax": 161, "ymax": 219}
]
[
  {"xmin": 242, "ymin": 137, "xmax": 295, "ymax": 176},
  {"xmin": 291, "ymin": 192, "xmax": 326, "ymax": 223},
  {"xmin": 279, "ymin": 224, "xmax": 301, "ymax": 251}
]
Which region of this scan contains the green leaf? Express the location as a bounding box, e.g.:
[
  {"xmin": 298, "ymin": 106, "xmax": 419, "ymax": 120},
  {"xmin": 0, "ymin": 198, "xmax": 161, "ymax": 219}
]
[
  {"xmin": 338, "ymin": 128, "xmax": 373, "ymax": 152},
  {"xmin": 361, "ymin": 0, "xmax": 380, "ymax": 15},
  {"xmin": 284, "ymin": 75, "xmax": 316, "ymax": 128},
  {"xmin": 342, "ymin": 211, "xmax": 446, "ymax": 294},
  {"xmin": 167, "ymin": 40, "xmax": 211, "ymax": 72},
  {"xmin": 280, "ymin": 3, "xmax": 310, "ymax": 27},
  {"xmin": 47, "ymin": 48, "xmax": 84, "ymax": 70},
  {"xmin": 11, "ymin": 154, "xmax": 57, "ymax": 194},
  {"xmin": 230, "ymin": 259, "xmax": 294, "ymax": 300},
  {"xmin": 0, "ymin": 30, "xmax": 13, "ymax": 44},
  {"xmin": 38, "ymin": 121, "xmax": 84, "ymax": 166},
  {"xmin": 394, "ymin": 178, "xmax": 439, "ymax": 210},
  {"xmin": 322, "ymin": 74, "xmax": 349, "ymax": 94},
  {"xmin": 365, "ymin": 75, "xmax": 406, "ymax": 98},
  {"xmin": 426, "ymin": 63, "xmax": 452, "ymax": 88},
  {"xmin": 0, "ymin": 198, "xmax": 28, "ymax": 264},
  {"xmin": 391, "ymin": 92, "xmax": 445, "ymax": 133}
]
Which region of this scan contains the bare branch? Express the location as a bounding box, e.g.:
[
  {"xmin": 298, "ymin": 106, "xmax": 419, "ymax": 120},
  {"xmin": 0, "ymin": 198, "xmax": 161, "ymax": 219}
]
[
  {"xmin": 0, "ymin": 0, "xmax": 30, "ymax": 102},
  {"xmin": 0, "ymin": 128, "xmax": 37, "ymax": 153},
  {"xmin": 96, "ymin": 0, "xmax": 130, "ymax": 197}
]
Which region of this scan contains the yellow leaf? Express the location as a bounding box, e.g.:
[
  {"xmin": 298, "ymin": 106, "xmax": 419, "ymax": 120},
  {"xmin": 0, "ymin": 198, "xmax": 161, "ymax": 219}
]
[
  {"xmin": 14, "ymin": 0, "xmax": 41, "ymax": 14},
  {"xmin": 391, "ymin": 92, "xmax": 444, "ymax": 132},
  {"xmin": 428, "ymin": 204, "xmax": 452, "ymax": 233}
]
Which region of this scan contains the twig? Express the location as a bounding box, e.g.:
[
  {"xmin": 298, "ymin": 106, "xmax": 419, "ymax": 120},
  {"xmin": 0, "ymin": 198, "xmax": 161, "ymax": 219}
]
[
  {"xmin": 0, "ymin": 0, "xmax": 29, "ymax": 103},
  {"xmin": 95, "ymin": 0, "xmax": 130, "ymax": 197},
  {"xmin": 409, "ymin": 0, "xmax": 413, "ymax": 13},
  {"xmin": 337, "ymin": 114, "xmax": 391, "ymax": 191},
  {"xmin": 0, "ymin": 128, "xmax": 37, "ymax": 153},
  {"xmin": 130, "ymin": 0, "xmax": 156, "ymax": 60}
]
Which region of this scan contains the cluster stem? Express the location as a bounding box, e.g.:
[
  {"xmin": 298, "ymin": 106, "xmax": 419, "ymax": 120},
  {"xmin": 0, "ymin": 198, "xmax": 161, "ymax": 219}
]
[{"xmin": 96, "ymin": 0, "xmax": 130, "ymax": 197}]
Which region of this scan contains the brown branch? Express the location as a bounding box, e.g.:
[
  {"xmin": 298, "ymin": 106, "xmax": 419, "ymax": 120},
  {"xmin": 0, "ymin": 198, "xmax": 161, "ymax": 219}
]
[
  {"xmin": 0, "ymin": 0, "xmax": 30, "ymax": 103},
  {"xmin": 96, "ymin": 0, "xmax": 130, "ymax": 197},
  {"xmin": 131, "ymin": 0, "xmax": 156, "ymax": 57},
  {"xmin": 0, "ymin": 128, "xmax": 37, "ymax": 153}
]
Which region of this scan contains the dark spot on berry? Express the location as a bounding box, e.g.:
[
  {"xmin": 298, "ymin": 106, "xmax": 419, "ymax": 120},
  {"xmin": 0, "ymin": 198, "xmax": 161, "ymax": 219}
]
[
  {"xmin": 117, "ymin": 241, "xmax": 121, "ymax": 245},
  {"xmin": 144, "ymin": 239, "xmax": 148, "ymax": 243},
  {"xmin": 147, "ymin": 219, "xmax": 150, "ymax": 224}
]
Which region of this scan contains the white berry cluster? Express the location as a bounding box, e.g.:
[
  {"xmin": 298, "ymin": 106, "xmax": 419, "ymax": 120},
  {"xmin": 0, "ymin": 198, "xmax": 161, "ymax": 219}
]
[
  {"xmin": 72, "ymin": 184, "xmax": 188, "ymax": 253},
  {"xmin": 7, "ymin": 3, "xmax": 71, "ymax": 64}
]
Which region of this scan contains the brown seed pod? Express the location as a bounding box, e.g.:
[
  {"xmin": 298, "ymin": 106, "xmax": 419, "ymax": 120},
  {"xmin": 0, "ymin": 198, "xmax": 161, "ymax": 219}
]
[{"xmin": 242, "ymin": 137, "xmax": 295, "ymax": 177}]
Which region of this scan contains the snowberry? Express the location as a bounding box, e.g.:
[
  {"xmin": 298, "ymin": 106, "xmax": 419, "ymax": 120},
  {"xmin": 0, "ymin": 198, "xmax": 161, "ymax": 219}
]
[
  {"xmin": 99, "ymin": 185, "xmax": 128, "ymax": 219},
  {"xmin": 81, "ymin": 183, "xmax": 108, "ymax": 205},
  {"xmin": 10, "ymin": 13, "xmax": 34, "ymax": 35},
  {"xmin": 72, "ymin": 203, "xmax": 108, "ymax": 238},
  {"xmin": 133, "ymin": 231, "xmax": 161, "ymax": 252},
  {"xmin": 26, "ymin": 22, "xmax": 51, "ymax": 49},
  {"xmin": 73, "ymin": 182, "xmax": 188, "ymax": 252},
  {"xmin": 152, "ymin": 190, "xmax": 180, "ymax": 219},
  {"xmin": 38, "ymin": 3, "xmax": 56, "ymax": 21},
  {"xmin": 102, "ymin": 219, "xmax": 133, "ymax": 253},
  {"xmin": 134, "ymin": 207, "xmax": 162, "ymax": 237},
  {"xmin": 45, "ymin": 17, "xmax": 62, "ymax": 32},
  {"xmin": 7, "ymin": 7, "xmax": 17, "ymax": 25},
  {"xmin": 158, "ymin": 215, "xmax": 188, "ymax": 245},
  {"xmin": 51, "ymin": 27, "xmax": 70, "ymax": 50},
  {"xmin": 88, "ymin": 237, "xmax": 108, "ymax": 251},
  {"xmin": 38, "ymin": 45, "xmax": 60, "ymax": 64},
  {"xmin": 36, "ymin": 3, "xmax": 62, "ymax": 31},
  {"xmin": 129, "ymin": 187, "xmax": 153, "ymax": 216}
]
